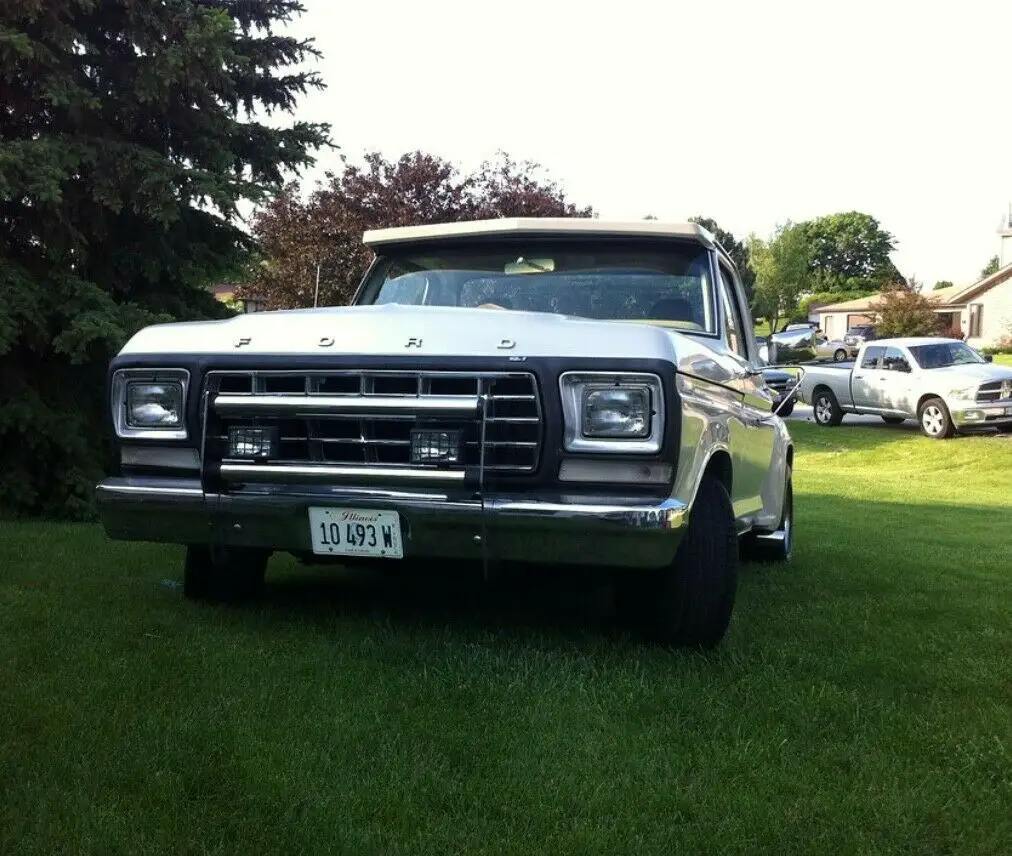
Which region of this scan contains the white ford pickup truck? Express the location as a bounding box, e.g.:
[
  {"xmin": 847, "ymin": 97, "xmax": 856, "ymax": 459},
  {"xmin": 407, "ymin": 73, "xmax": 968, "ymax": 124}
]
[
  {"xmin": 795, "ymin": 336, "xmax": 1012, "ymax": 438},
  {"xmin": 95, "ymin": 218, "xmax": 796, "ymax": 648}
]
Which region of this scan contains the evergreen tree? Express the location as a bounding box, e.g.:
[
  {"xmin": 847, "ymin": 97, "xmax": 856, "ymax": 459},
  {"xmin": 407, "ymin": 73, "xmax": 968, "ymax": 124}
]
[{"xmin": 1, "ymin": 0, "xmax": 331, "ymax": 516}]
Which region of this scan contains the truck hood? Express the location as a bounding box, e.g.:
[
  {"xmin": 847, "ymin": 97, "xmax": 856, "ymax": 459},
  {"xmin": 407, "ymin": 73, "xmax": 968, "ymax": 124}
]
[
  {"xmin": 923, "ymin": 363, "xmax": 1012, "ymax": 386},
  {"xmin": 121, "ymin": 303, "xmax": 694, "ymax": 363}
]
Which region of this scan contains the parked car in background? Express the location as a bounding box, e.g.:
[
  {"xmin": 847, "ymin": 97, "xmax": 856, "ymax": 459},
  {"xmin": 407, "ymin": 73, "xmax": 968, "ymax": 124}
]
[
  {"xmin": 785, "ymin": 322, "xmax": 820, "ymax": 333},
  {"xmin": 844, "ymin": 325, "xmax": 878, "ymax": 357},
  {"xmin": 795, "ymin": 336, "xmax": 1012, "ymax": 438},
  {"xmin": 815, "ymin": 334, "xmax": 849, "ymax": 362},
  {"xmin": 95, "ymin": 217, "xmax": 797, "ymax": 649},
  {"xmin": 761, "ymin": 368, "xmax": 799, "ymax": 417}
]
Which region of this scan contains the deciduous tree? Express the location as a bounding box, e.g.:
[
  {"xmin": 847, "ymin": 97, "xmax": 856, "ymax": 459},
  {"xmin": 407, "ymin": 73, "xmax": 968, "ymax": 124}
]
[
  {"xmin": 981, "ymin": 255, "xmax": 1000, "ymax": 278},
  {"xmin": 1, "ymin": 0, "xmax": 331, "ymax": 517},
  {"xmin": 873, "ymin": 284, "xmax": 942, "ymax": 338},
  {"xmin": 241, "ymin": 150, "xmax": 594, "ymax": 309},
  {"xmin": 748, "ymin": 222, "xmax": 813, "ymax": 334},
  {"xmin": 795, "ymin": 212, "xmax": 902, "ymax": 293}
]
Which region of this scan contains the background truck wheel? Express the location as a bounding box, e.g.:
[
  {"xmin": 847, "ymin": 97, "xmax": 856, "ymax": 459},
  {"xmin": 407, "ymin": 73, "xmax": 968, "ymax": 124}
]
[
  {"xmin": 881, "ymin": 416, "xmax": 905, "ymax": 425},
  {"xmin": 917, "ymin": 397, "xmax": 955, "ymax": 439},
  {"xmin": 740, "ymin": 465, "xmax": 794, "ymax": 564},
  {"xmin": 833, "ymin": 348, "xmax": 847, "ymax": 361},
  {"xmin": 812, "ymin": 388, "xmax": 844, "ymax": 426},
  {"xmin": 184, "ymin": 545, "xmax": 270, "ymax": 603},
  {"xmin": 615, "ymin": 473, "xmax": 738, "ymax": 649}
]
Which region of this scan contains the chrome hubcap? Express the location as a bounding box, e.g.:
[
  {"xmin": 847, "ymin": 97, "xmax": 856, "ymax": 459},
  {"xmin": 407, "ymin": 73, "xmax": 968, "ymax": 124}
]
[
  {"xmin": 815, "ymin": 398, "xmax": 832, "ymax": 423},
  {"xmin": 922, "ymin": 406, "xmax": 944, "ymax": 435}
]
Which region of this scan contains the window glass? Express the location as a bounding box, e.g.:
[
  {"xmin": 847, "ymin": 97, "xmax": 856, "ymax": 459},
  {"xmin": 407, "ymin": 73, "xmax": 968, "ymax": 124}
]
[
  {"xmin": 359, "ymin": 239, "xmax": 719, "ymax": 335},
  {"xmin": 881, "ymin": 347, "xmax": 911, "ymax": 372},
  {"xmin": 717, "ymin": 265, "xmax": 747, "ymax": 358},
  {"xmin": 860, "ymin": 346, "xmax": 886, "ymax": 369}
]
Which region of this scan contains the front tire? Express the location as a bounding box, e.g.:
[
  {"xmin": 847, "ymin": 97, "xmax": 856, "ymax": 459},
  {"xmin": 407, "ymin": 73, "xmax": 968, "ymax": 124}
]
[
  {"xmin": 740, "ymin": 465, "xmax": 794, "ymax": 564},
  {"xmin": 615, "ymin": 473, "xmax": 738, "ymax": 649},
  {"xmin": 812, "ymin": 388, "xmax": 844, "ymax": 426},
  {"xmin": 184, "ymin": 545, "xmax": 270, "ymax": 603},
  {"xmin": 917, "ymin": 397, "xmax": 955, "ymax": 439},
  {"xmin": 833, "ymin": 348, "xmax": 847, "ymax": 362}
]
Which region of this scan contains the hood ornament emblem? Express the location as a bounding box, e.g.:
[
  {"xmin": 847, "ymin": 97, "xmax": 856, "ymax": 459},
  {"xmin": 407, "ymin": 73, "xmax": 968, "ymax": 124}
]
[
  {"xmin": 406, "ymin": 337, "xmax": 423, "ymax": 348},
  {"xmin": 318, "ymin": 336, "xmax": 334, "ymax": 347},
  {"xmin": 497, "ymin": 338, "xmax": 516, "ymax": 350},
  {"xmin": 234, "ymin": 337, "xmax": 251, "ymax": 348}
]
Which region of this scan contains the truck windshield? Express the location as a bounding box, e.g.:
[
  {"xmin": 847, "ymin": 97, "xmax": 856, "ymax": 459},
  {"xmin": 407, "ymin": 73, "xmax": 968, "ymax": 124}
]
[
  {"xmin": 907, "ymin": 341, "xmax": 987, "ymax": 369},
  {"xmin": 356, "ymin": 239, "xmax": 718, "ymax": 335}
]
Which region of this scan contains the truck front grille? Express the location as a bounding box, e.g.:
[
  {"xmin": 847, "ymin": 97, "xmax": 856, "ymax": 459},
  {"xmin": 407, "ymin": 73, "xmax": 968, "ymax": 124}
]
[
  {"xmin": 975, "ymin": 381, "xmax": 1011, "ymax": 404},
  {"xmin": 201, "ymin": 370, "xmax": 543, "ymax": 479}
]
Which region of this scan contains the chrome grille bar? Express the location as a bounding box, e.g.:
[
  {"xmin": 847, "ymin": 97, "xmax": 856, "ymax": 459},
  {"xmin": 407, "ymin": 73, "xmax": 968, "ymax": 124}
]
[{"xmin": 214, "ymin": 394, "xmax": 480, "ymax": 418}]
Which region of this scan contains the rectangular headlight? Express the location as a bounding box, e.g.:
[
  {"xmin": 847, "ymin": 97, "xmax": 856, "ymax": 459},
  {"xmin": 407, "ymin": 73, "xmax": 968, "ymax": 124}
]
[
  {"xmin": 559, "ymin": 372, "xmax": 664, "ymax": 454},
  {"xmin": 112, "ymin": 369, "xmax": 190, "ymax": 440},
  {"xmin": 126, "ymin": 382, "xmax": 183, "ymax": 428},
  {"xmin": 582, "ymin": 386, "xmax": 651, "ymax": 438}
]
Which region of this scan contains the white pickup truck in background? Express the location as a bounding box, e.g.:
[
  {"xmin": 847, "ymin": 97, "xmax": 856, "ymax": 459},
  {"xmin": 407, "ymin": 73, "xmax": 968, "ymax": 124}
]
[{"xmin": 794, "ymin": 336, "xmax": 1012, "ymax": 438}]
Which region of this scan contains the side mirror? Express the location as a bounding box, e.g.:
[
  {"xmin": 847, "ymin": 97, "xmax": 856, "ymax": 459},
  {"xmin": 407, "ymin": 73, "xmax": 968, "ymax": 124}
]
[{"xmin": 984, "ymin": 354, "xmax": 994, "ymax": 363}]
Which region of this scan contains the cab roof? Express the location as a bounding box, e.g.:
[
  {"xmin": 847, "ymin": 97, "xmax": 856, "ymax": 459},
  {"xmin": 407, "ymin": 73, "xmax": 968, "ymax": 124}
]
[{"xmin": 362, "ymin": 217, "xmax": 718, "ymax": 250}]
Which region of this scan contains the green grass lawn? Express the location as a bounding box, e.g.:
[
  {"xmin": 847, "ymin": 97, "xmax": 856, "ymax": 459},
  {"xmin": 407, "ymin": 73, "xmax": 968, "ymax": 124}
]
[
  {"xmin": 993, "ymin": 353, "xmax": 1012, "ymax": 366},
  {"xmin": 3, "ymin": 424, "xmax": 1012, "ymax": 855}
]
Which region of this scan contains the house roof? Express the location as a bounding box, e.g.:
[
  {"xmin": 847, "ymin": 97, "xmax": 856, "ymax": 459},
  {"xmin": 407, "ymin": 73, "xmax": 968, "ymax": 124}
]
[{"xmin": 818, "ymin": 261, "xmax": 1012, "ymax": 313}]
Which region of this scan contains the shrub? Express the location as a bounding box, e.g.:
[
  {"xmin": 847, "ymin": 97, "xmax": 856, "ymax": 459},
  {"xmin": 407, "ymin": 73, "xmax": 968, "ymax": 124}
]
[
  {"xmin": 981, "ymin": 335, "xmax": 1012, "ymax": 355},
  {"xmin": 939, "ymin": 325, "xmax": 965, "ymax": 341}
]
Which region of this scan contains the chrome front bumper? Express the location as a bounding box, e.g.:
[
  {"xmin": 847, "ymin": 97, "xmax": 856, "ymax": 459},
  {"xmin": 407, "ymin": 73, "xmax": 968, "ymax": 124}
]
[
  {"xmin": 951, "ymin": 400, "xmax": 1012, "ymax": 428},
  {"xmin": 95, "ymin": 477, "xmax": 689, "ymax": 569}
]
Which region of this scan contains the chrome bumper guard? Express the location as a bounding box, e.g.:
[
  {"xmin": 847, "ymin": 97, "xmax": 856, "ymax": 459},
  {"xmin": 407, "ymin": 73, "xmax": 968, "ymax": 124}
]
[{"xmin": 95, "ymin": 477, "xmax": 689, "ymax": 569}]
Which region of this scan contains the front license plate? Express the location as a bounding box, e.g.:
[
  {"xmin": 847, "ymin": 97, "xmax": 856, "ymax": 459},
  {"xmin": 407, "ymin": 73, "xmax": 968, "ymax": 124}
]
[{"xmin": 308, "ymin": 507, "xmax": 404, "ymax": 558}]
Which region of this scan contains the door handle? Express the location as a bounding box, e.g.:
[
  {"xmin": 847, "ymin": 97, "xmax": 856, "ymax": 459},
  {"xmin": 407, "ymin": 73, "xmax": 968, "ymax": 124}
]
[{"xmin": 853, "ymin": 375, "xmax": 863, "ymax": 379}]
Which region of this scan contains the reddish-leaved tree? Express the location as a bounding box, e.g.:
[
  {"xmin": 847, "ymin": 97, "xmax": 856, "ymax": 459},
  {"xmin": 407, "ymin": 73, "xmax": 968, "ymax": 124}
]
[{"xmin": 238, "ymin": 150, "xmax": 594, "ymax": 309}]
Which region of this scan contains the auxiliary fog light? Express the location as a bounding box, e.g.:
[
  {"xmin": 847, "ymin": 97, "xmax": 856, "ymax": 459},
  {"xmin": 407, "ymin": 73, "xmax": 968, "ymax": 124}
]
[
  {"xmin": 410, "ymin": 429, "xmax": 462, "ymax": 464},
  {"xmin": 228, "ymin": 425, "xmax": 278, "ymax": 459}
]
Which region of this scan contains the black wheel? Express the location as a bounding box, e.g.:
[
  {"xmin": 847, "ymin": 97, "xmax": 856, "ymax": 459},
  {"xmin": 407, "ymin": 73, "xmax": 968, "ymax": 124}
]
[
  {"xmin": 740, "ymin": 465, "xmax": 794, "ymax": 564},
  {"xmin": 917, "ymin": 397, "xmax": 955, "ymax": 439},
  {"xmin": 881, "ymin": 416, "xmax": 905, "ymax": 425},
  {"xmin": 184, "ymin": 545, "xmax": 270, "ymax": 603},
  {"xmin": 812, "ymin": 388, "xmax": 844, "ymax": 426},
  {"xmin": 615, "ymin": 473, "xmax": 738, "ymax": 649},
  {"xmin": 833, "ymin": 348, "xmax": 847, "ymax": 362}
]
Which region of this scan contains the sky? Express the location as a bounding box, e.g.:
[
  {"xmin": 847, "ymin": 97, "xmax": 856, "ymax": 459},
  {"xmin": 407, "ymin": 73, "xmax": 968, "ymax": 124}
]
[{"xmin": 257, "ymin": 0, "xmax": 1012, "ymax": 287}]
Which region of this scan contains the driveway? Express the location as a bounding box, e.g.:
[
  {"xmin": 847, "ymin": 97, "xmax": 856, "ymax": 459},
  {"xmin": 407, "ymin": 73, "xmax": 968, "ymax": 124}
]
[{"xmin": 784, "ymin": 404, "xmax": 920, "ymax": 431}]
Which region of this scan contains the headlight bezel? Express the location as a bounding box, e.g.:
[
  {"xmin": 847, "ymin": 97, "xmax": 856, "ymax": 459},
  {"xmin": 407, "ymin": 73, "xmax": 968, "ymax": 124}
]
[
  {"xmin": 559, "ymin": 371, "xmax": 665, "ymax": 454},
  {"xmin": 947, "ymin": 386, "xmax": 978, "ymax": 401},
  {"xmin": 111, "ymin": 368, "xmax": 190, "ymax": 440}
]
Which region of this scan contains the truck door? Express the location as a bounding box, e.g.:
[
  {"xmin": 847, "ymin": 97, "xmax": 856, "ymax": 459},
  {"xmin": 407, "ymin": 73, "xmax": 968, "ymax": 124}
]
[
  {"xmin": 877, "ymin": 346, "xmax": 915, "ymax": 414},
  {"xmin": 851, "ymin": 345, "xmax": 887, "ymax": 410}
]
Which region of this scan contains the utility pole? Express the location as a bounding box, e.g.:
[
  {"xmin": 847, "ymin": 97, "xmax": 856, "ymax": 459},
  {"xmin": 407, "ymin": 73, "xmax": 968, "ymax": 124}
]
[
  {"xmin": 999, "ymin": 204, "xmax": 1012, "ymax": 269},
  {"xmin": 313, "ymin": 262, "xmax": 321, "ymax": 307}
]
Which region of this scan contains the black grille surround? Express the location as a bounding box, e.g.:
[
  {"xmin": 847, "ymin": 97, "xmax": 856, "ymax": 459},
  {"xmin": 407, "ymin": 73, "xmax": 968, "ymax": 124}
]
[
  {"xmin": 108, "ymin": 353, "xmax": 683, "ymax": 495},
  {"xmin": 201, "ymin": 369, "xmax": 542, "ymax": 476}
]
